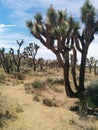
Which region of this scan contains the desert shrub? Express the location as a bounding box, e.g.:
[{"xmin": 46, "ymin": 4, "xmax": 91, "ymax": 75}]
[
  {"xmin": 69, "ymin": 118, "xmax": 76, "ymax": 125},
  {"xmin": 43, "ymin": 98, "xmax": 62, "ymax": 107},
  {"xmin": 46, "ymin": 77, "xmax": 64, "ymax": 85},
  {"xmin": 82, "ymin": 126, "xmax": 96, "ymax": 130},
  {"xmin": 0, "ymin": 94, "xmax": 17, "ymax": 128},
  {"xmin": 12, "ymin": 72, "xmax": 25, "ymax": 80},
  {"xmin": 33, "ymin": 95, "xmax": 41, "ymax": 102},
  {"xmin": 12, "ymin": 80, "xmax": 21, "ymax": 86},
  {"xmin": 46, "ymin": 78, "xmax": 54, "ymax": 85},
  {"xmin": 15, "ymin": 103, "xmax": 23, "ymax": 113},
  {"xmin": 24, "ymin": 83, "xmax": 33, "ymax": 94},
  {"xmin": 0, "ymin": 74, "xmax": 5, "ymax": 84},
  {"xmin": 53, "ymin": 77, "xmax": 64, "ymax": 85},
  {"xmin": 78, "ymin": 98, "xmax": 88, "ymax": 117},
  {"xmin": 84, "ymin": 81, "xmax": 98, "ymax": 108},
  {"xmin": 77, "ymin": 81, "xmax": 98, "ymax": 117},
  {"xmin": 32, "ymin": 79, "xmax": 45, "ymax": 89},
  {"xmin": 43, "ymin": 98, "xmax": 54, "ymax": 107}
]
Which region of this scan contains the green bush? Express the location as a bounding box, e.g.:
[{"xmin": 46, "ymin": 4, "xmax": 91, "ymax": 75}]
[
  {"xmin": 77, "ymin": 81, "xmax": 98, "ymax": 117},
  {"xmin": 85, "ymin": 81, "xmax": 98, "ymax": 108},
  {"xmin": 32, "ymin": 79, "xmax": 45, "ymax": 89}
]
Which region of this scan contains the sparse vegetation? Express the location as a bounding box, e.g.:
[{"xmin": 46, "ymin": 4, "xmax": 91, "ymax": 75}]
[
  {"xmin": 0, "ymin": 93, "xmax": 20, "ymax": 128},
  {"xmin": 0, "ymin": 74, "xmax": 5, "ymax": 84},
  {"xmin": 32, "ymin": 79, "xmax": 46, "ymax": 89},
  {"xmin": 82, "ymin": 126, "xmax": 96, "ymax": 130},
  {"xmin": 15, "ymin": 102, "xmax": 24, "ymax": 113},
  {"xmin": 33, "ymin": 94, "xmax": 41, "ymax": 102},
  {"xmin": 12, "ymin": 72, "xmax": 25, "ymax": 80},
  {"xmin": 83, "ymin": 81, "xmax": 98, "ymax": 109}
]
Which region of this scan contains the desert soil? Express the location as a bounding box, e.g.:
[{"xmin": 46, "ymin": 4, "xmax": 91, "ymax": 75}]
[{"xmin": 0, "ymin": 83, "xmax": 98, "ymax": 130}]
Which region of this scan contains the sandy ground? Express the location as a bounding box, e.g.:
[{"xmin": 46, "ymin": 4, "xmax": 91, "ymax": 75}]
[{"xmin": 0, "ymin": 84, "xmax": 98, "ymax": 130}]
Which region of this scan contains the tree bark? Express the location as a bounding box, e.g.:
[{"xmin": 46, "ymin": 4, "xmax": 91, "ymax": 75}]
[
  {"xmin": 71, "ymin": 48, "xmax": 79, "ymax": 91},
  {"xmin": 63, "ymin": 66, "xmax": 77, "ymax": 97},
  {"xmin": 79, "ymin": 47, "xmax": 87, "ymax": 92},
  {"xmin": 63, "ymin": 51, "xmax": 77, "ymax": 97}
]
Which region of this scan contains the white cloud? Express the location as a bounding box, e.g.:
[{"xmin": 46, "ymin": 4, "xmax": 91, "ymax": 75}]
[
  {"xmin": 0, "ymin": 24, "xmax": 16, "ymax": 28},
  {"xmin": 0, "ymin": 24, "xmax": 16, "ymax": 33}
]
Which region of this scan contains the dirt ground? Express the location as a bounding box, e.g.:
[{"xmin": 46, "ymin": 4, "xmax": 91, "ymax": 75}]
[{"xmin": 0, "ymin": 69, "xmax": 98, "ymax": 130}]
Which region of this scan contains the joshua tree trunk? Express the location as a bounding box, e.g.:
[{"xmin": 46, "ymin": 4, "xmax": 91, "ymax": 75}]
[
  {"xmin": 63, "ymin": 66, "xmax": 76, "ymax": 97},
  {"xmin": 33, "ymin": 58, "xmax": 36, "ymax": 71},
  {"xmin": 79, "ymin": 47, "xmax": 87, "ymax": 92},
  {"xmin": 94, "ymin": 62, "xmax": 97, "ymax": 75},
  {"xmin": 71, "ymin": 48, "xmax": 79, "ymax": 91},
  {"xmin": 63, "ymin": 52, "xmax": 76, "ymax": 97}
]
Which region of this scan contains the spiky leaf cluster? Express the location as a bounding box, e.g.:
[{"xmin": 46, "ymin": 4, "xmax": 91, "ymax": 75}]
[
  {"xmin": 34, "ymin": 12, "xmax": 42, "ymax": 24},
  {"xmin": 81, "ymin": 0, "xmax": 95, "ymax": 25},
  {"xmin": 47, "ymin": 5, "xmax": 57, "ymax": 26}
]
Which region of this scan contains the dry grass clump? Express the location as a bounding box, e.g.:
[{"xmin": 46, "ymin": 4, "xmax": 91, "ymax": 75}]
[
  {"xmin": 70, "ymin": 80, "xmax": 98, "ymax": 119},
  {"xmin": 24, "ymin": 79, "xmax": 46, "ymax": 94},
  {"xmin": 0, "ymin": 74, "xmax": 5, "ymax": 84},
  {"xmin": 32, "ymin": 79, "xmax": 46, "ymax": 89},
  {"xmin": 43, "ymin": 98, "xmax": 63, "ymax": 107},
  {"xmin": 12, "ymin": 72, "xmax": 25, "ymax": 80},
  {"xmin": 24, "ymin": 83, "xmax": 34, "ymax": 94},
  {"xmin": 24, "ymin": 77, "xmax": 64, "ymax": 106},
  {"xmin": 0, "ymin": 92, "xmax": 23, "ymax": 128},
  {"xmin": 33, "ymin": 94, "xmax": 41, "ymax": 102},
  {"xmin": 46, "ymin": 76, "xmax": 64, "ymax": 85}
]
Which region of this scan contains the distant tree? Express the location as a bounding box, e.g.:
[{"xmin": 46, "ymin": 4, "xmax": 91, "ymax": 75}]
[
  {"xmin": 0, "ymin": 48, "xmax": 12, "ymax": 73},
  {"xmin": 9, "ymin": 39, "xmax": 24, "ymax": 72},
  {"xmin": 86, "ymin": 57, "xmax": 95, "ymax": 73},
  {"xmin": 37, "ymin": 58, "xmax": 44, "ymax": 71},
  {"xmin": 94, "ymin": 59, "xmax": 98, "ymax": 75},
  {"xmin": 26, "ymin": 1, "xmax": 98, "ymax": 97},
  {"xmin": 87, "ymin": 57, "xmax": 98, "ymax": 75},
  {"xmin": 24, "ymin": 43, "xmax": 39, "ymax": 71}
]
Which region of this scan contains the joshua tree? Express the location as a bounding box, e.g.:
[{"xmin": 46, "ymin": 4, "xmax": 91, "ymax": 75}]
[
  {"xmin": 37, "ymin": 58, "xmax": 44, "ymax": 71},
  {"xmin": 86, "ymin": 57, "xmax": 98, "ymax": 75},
  {"xmin": 9, "ymin": 39, "xmax": 24, "ymax": 72},
  {"xmin": 26, "ymin": 6, "xmax": 79, "ymax": 97},
  {"xmin": 24, "ymin": 43, "xmax": 39, "ymax": 71},
  {"xmin": 0, "ymin": 48, "xmax": 13, "ymax": 73},
  {"xmin": 70, "ymin": 52, "xmax": 78, "ymax": 89},
  {"xmin": 86, "ymin": 57, "xmax": 95, "ymax": 73},
  {"xmin": 94, "ymin": 59, "xmax": 98, "ymax": 75},
  {"xmin": 26, "ymin": 1, "xmax": 98, "ymax": 97},
  {"xmin": 75, "ymin": 0, "xmax": 98, "ymax": 91}
]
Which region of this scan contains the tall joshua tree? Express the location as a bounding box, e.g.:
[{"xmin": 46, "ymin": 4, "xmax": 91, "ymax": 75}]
[
  {"xmin": 26, "ymin": 1, "xmax": 98, "ymax": 97},
  {"xmin": 0, "ymin": 48, "xmax": 12, "ymax": 73},
  {"xmin": 24, "ymin": 43, "xmax": 39, "ymax": 71},
  {"xmin": 75, "ymin": 0, "xmax": 98, "ymax": 91},
  {"xmin": 26, "ymin": 6, "xmax": 80, "ymax": 97}
]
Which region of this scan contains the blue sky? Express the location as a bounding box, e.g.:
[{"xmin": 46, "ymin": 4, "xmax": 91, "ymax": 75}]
[{"xmin": 0, "ymin": 0, "xmax": 98, "ymax": 60}]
